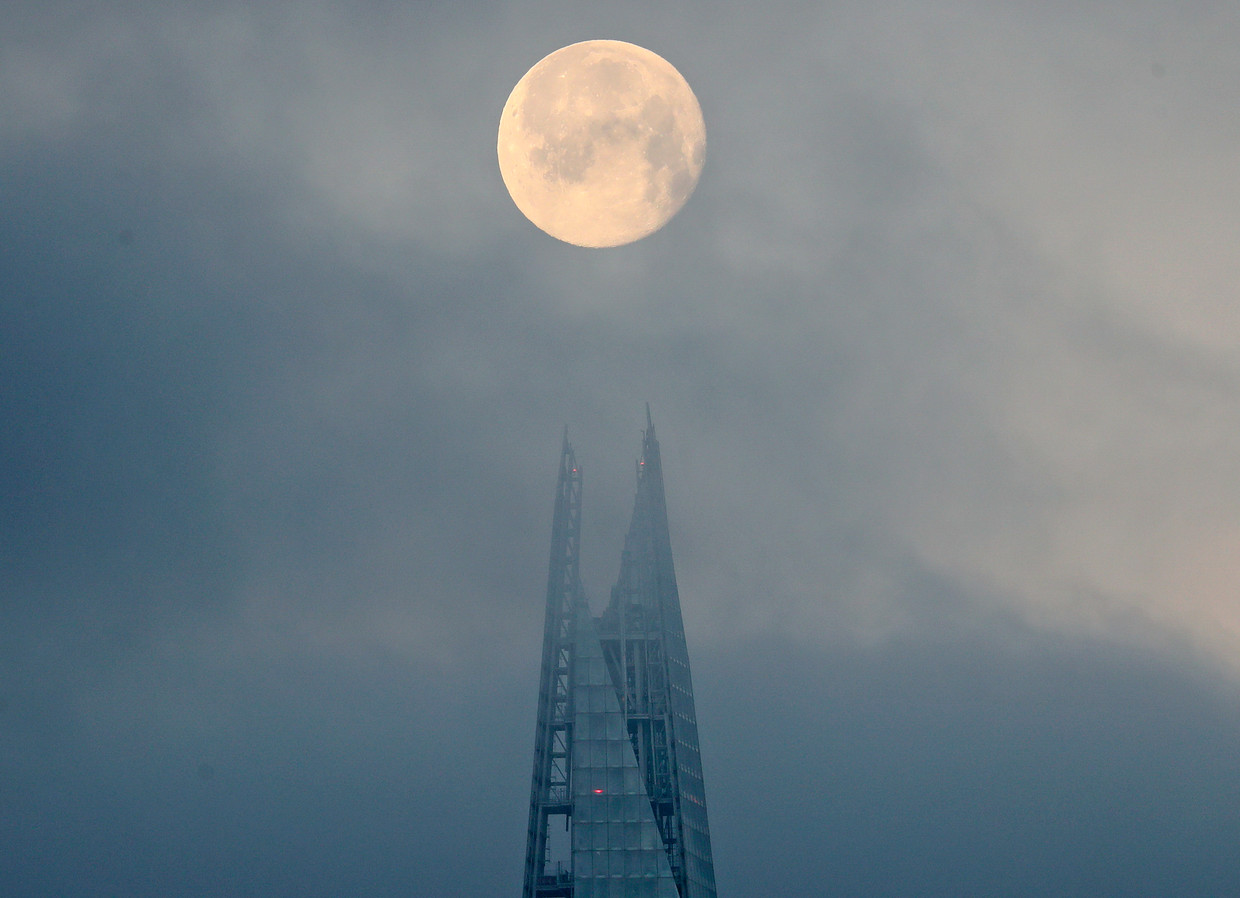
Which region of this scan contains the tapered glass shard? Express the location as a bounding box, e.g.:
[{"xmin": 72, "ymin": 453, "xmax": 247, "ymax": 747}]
[
  {"xmin": 523, "ymin": 415, "xmax": 717, "ymax": 898},
  {"xmin": 570, "ymin": 606, "xmax": 680, "ymax": 897}
]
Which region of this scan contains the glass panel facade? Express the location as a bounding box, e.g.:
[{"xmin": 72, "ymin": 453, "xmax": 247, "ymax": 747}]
[
  {"xmin": 608, "ymin": 422, "xmax": 718, "ymax": 898},
  {"xmin": 527, "ymin": 421, "xmax": 714, "ymax": 898},
  {"xmin": 571, "ymin": 609, "xmax": 678, "ymax": 896}
]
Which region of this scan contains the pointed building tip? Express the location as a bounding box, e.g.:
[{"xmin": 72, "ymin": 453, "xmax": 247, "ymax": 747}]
[
  {"xmin": 559, "ymin": 427, "xmax": 578, "ymax": 478},
  {"xmin": 636, "ymin": 405, "xmax": 661, "ymax": 483}
]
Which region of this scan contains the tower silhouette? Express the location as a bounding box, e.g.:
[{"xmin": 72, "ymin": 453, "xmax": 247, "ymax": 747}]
[{"xmin": 523, "ymin": 410, "xmax": 717, "ymax": 898}]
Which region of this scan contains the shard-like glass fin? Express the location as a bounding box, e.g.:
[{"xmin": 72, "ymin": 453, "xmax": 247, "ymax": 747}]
[
  {"xmin": 571, "ymin": 606, "xmax": 680, "ymax": 898},
  {"xmin": 606, "ymin": 418, "xmax": 717, "ymax": 898},
  {"xmin": 525, "ymin": 415, "xmax": 717, "ymax": 898}
]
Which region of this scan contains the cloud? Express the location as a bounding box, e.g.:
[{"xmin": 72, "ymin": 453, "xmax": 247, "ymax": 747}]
[{"xmin": 4, "ymin": 2, "xmax": 1240, "ymax": 893}]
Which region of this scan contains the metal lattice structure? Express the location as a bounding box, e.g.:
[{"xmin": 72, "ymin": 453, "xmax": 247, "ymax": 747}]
[{"xmin": 523, "ymin": 412, "xmax": 717, "ymax": 898}]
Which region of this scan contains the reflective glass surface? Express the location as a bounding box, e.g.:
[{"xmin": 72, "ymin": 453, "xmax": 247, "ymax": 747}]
[{"xmin": 571, "ymin": 610, "xmax": 679, "ymax": 897}]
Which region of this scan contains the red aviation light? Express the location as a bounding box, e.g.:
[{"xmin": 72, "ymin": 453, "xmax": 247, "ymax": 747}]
[{"xmin": 593, "ymin": 789, "xmax": 605, "ymax": 794}]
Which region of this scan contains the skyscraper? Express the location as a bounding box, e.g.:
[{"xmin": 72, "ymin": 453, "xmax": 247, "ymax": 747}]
[{"xmin": 523, "ymin": 411, "xmax": 717, "ymax": 898}]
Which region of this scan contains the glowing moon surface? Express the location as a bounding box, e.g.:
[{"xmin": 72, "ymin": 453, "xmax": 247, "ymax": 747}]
[{"xmin": 497, "ymin": 40, "xmax": 706, "ymax": 248}]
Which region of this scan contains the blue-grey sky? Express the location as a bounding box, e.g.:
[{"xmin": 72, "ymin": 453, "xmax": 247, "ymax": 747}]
[{"xmin": 4, "ymin": 2, "xmax": 1240, "ymax": 895}]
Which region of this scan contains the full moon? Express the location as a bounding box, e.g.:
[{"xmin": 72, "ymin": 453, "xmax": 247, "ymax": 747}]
[{"xmin": 497, "ymin": 40, "xmax": 706, "ymax": 248}]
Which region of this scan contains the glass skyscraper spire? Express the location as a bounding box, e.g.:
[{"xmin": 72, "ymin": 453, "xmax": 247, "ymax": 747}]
[{"xmin": 523, "ymin": 411, "xmax": 717, "ymax": 898}]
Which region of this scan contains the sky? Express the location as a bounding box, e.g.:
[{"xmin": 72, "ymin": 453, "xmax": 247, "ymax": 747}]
[{"xmin": 4, "ymin": 1, "xmax": 1240, "ymax": 895}]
